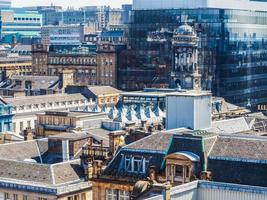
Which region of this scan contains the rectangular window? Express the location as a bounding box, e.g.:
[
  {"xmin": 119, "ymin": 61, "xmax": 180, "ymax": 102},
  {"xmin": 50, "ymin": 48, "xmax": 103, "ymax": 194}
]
[
  {"xmin": 106, "ymin": 189, "xmax": 117, "ymax": 200},
  {"xmin": 133, "ymin": 157, "xmax": 142, "ymax": 173},
  {"xmin": 175, "ymin": 165, "xmax": 183, "ymax": 177},
  {"xmin": 125, "ymin": 156, "xmax": 131, "ymax": 171},
  {"xmin": 13, "ymin": 194, "xmax": 18, "ymax": 200},
  {"xmin": 125, "ymin": 156, "xmax": 148, "ymax": 173},
  {"xmin": 38, "ymin": 198, "xmax": 47, "ymax": 200},
  {"xmin": 67, "ymin": 197, "xmax": 73, "ymax": 200},
  {"xmin": 4, "ymin": 193, "xmax": 10, "ymax": 200},
  {"xmin": 119, "ymin": 190, "xmax": 129, "ymax": 200},
  {"xmin": 13, "ymin": 123, "xmax": 16, "ymax": 132},
  {"xmin": 27, "ymin": 120, "xmax": 31, "ymax": 128},
  {"xmin": 81, "ymin": 193, "xmax": 86, "ymax": 200},
  {"xmin": 20, "ymin": 122, "xmax": 23, "ymax": 131}
]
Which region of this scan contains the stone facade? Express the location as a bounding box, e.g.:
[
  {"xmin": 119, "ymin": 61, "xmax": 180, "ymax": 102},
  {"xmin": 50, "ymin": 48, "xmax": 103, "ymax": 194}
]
[{"xmin": 32, "ymin": 43, "xmax": 118, "ymax": 87}]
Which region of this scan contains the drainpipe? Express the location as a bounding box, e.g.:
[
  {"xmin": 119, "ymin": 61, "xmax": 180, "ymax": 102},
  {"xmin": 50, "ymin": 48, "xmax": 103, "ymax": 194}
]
[{"xmin": 201, "ymin": 139, "xmax": 207, "ymax": 172}]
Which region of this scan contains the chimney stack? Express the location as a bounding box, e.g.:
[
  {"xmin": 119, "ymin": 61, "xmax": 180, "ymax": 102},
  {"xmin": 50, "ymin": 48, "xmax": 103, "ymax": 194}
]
[
  {"xmin": 24, "ymin": 127, "xmax": 33, "ymax": 141},
  {"xmin": 109, "ymin": 131, "xmax": 126, "ymax": 156},
  {"xmin": 92, "ymin": 160, "xmax": 103, "ymax": 178}
]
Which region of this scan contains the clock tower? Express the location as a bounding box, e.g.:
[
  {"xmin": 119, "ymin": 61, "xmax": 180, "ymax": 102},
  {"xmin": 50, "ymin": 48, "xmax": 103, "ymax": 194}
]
[{"xmin": 171, "ymin": 24, "xmax": 201, "ymax": 90}]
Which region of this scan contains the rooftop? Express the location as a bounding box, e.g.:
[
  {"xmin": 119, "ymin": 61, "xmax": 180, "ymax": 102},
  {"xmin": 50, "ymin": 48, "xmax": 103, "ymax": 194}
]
[
  {"xmin": 0, "ymin": 159, "xmax": 85, "ymax": 187},
  {"xmin": 48, "ymin": 132, "xmax": 90, "ymax": 141},
  {"xmin": 88, "ymin": 86, "xmax": 121, "ymax": 96},
  {"xmin": 4, "ymin": 93, "xmax": 87, "ymax": 107},
  {"xmin": 209, "ymin": 134, "xmax": 267, "ymax": 162}
]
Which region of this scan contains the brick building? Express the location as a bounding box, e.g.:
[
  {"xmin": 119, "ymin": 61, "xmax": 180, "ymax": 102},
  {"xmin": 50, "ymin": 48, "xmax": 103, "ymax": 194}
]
[{"xmin": 32, "ymin": 43, "xmax": 125, "ymax": 88}]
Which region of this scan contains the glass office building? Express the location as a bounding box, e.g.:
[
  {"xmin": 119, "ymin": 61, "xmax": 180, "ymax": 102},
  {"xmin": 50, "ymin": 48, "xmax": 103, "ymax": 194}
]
[
  {"xmin": 0, "ymin": 0, "xmax": 10, "ymax": 9},
  {"xmin": 0, "ymin": 8, "xmax": 42, "ymax": 43},
  {"xmin": 122, "ymin": 0, "xmax": 267, "ymax": 107}
]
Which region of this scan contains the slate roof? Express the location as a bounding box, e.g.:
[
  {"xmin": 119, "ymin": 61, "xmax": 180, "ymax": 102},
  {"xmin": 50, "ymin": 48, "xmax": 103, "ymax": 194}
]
[
  {"xmin": 48, "ymin": 132, "xmax": 90, "ymax": 141},
  {"xmin": 0, "ymin": 159, "xmax": 52, "ymax": 185},
  {"xmin": 9, "ymin": 75, "xmax": 59, "ymax": 90},
  {"xmin": 0, "ymin": 159, "xmax": 84, "ymax": 186},
  {"xmin": 4, "ymin": 93, "xmax": 86, "ymax": 107},
  {"xmin": 86, "ymin": 128, "xmax": 110, "ymax": 147},
  {"xmin": 123, "ymin": 132, "xmax": 173, "ymax": 153},
  {"xmin": 51, "ymin": 160, "xmax": 84, "ymax": 185},
  {"xmin": 207, "ymin": 117, "xmax": 250, "ymax": 134},
  {"xmin": 11, "ymin": 44, "xmax": 32, "ymax": 52},
  {"xmin": 209, "ymin": 135, "xmax": 267, "ymax": 162},
  {"xmin": 0, "ymin": 139, "xmax": 48, "ymax": 162}
]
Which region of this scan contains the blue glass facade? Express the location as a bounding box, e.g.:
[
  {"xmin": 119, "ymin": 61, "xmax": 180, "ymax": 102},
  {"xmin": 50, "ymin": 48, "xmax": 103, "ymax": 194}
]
[
  {"xmin": 0, "ymin": 9, "xmax": 42, "ymax": 43},
  {"xmin": 122, "ymin": 8, "xmax": 267, "ymax": 107},
  {"xmin": 0, "ymin": 99, "xmax": 13, "ymax": 132}
]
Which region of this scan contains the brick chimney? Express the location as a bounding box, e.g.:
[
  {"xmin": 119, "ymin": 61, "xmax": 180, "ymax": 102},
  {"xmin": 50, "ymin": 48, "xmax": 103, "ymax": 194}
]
[{"xmin": 24, "ymin": 127, "xmax": 33, "ymax": 141}]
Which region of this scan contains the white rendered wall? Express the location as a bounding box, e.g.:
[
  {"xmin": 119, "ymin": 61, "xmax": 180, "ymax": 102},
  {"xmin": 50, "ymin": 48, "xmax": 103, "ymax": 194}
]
[
  {"xmin": 133, "ymin": 0, "xmax": 267, "ymax": 12},
  {"xmin": 166, "ymin": 94, "xmax": 212, "ymax": 130}
]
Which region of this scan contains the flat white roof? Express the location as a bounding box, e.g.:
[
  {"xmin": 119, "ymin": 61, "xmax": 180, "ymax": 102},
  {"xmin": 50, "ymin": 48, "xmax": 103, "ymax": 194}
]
[{"xmin": 133, "ymin": 0, "xmax": 267, "ymax": 12}]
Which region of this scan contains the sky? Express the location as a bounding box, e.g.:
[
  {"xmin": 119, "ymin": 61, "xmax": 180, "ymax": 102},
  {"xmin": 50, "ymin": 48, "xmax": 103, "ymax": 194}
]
[{"xmin": 12, "ymin": 0, "xmax": 132, "ymax": 9}]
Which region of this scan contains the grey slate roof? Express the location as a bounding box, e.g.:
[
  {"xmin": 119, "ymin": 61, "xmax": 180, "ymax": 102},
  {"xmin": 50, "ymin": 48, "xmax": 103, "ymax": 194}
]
[
  {"xmin": 4, "ymin": 93, "xmax": 86, "ymax": 107},
  {"xmin": 48, "ymin": 132, "xmax": 90, "ymax": 141},
  {"xmin": 86, "ymin": 128, "xmax": 110, "ymax": 147},
  {"xmin": 124, "ymin": 133, "xmax": 173, "ymax": 153},
  {"xmin": 0, "ymin": 139, "xmax": 48, "ymax": 161},
  {"xmin": 0, "ymin": 159, "xmax": 52, "ymax": 185},
  {"xmin": 207, "ymin": 117, "xmax": 250, "ymax": 134},
  {"xmin": 0, "ymin": 159, "xmax": 84, "ymax": 186},
  {"xmin": 209, "ymin": 135, "xmax": 267, "ymax": 161}
]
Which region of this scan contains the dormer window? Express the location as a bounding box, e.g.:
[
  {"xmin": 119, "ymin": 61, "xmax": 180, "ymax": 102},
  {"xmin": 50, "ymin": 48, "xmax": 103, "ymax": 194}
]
[{"xmin": 124, "ymin": 156, "xmax": 148, "ymax": 173}]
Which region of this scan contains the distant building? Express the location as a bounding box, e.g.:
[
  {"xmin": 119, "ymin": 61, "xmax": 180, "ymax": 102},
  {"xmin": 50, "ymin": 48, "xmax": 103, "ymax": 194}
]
[
  {"xmin": 0, "ymin": 54, "xmax": 32, "ymax": 80},
  {"xmin": 65, "ymin": 85, "xmax": 121, "ymax": 105},
  {"xmin": 4, "ymin": 93, "xmax": 94, "ymax": 134},
  {"xmin": 84, "ymin": 30, "xmax": 124, "ymax": 44},
  {"xmin": 41, "ymin": 24, "xmax": 89, "ymax": 45},
  {"xmin": 0, "ymin": 8, "xmax": 42, "ymax": 43},
  {"xmin": 121, "ymin": 4, "xmax": 132, "ymax": 24},
  {"xmin": 32, "ymin": 43, "xmax": 125, "ymax": 87},
  {"xmin": 0, "ymin": 75, "xmax": 60, "ymax": 97},
  {"xmin": 36, "ymin": 111, "xmax": 108, "ymax": 138},
  {"xmin": 24, "ymin": 5, "xmax": 63, "ymax": 25},
  {"xmin": 121, "ymin": 0, "xmax": 267, "ymax": 107},
  {"xmin": 0, "ymin": 0, "xmax": 10, "ymax": 8},
  {"xmin": 0, "ymin": 136, "xmax": 92, "ymax": 199}
]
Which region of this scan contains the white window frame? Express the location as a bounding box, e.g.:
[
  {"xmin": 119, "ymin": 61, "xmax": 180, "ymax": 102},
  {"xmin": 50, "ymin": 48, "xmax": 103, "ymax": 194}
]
[
  {"xmin": 119, "ymin": 190, "xmax": 129, "ymax": 200},
  {"xmin": 106, "ymin": 189, "xmax": 117, "ymax": 200}
]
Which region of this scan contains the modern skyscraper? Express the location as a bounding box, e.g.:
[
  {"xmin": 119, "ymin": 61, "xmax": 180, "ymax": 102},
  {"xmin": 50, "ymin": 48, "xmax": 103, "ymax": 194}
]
[{"xmin": 121, "ymin": 0, "xmax": 267, "ymax": 107}]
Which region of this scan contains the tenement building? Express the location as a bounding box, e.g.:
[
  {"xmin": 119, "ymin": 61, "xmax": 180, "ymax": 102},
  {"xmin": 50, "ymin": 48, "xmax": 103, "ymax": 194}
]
[
  {"xmin": 32, "ymin": 43, "xmax": 121, "ymax": 87},
  {"xmin": 0, "ymin": 55, "xmax": 32, "ymax": 80},
  {"xmin": 121, "ymin": 0, "xmax": 267, "ymax": 107}
]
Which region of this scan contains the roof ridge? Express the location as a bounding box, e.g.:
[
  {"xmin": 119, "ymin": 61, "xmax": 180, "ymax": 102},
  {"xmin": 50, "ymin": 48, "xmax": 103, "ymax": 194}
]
[
  {"xmin": 50, "ymin": 165, "xmax": 55, "ymax": 185},
  {"xmin": 219, "ymin": 134, "xmax": 267, "ymax": 141},
  {"xmin": 0, "ymin": 158, "xmax": 50, "ymax": 166},
  {"xmin": 50, "ymin": 159, "xmax": 81, "ymax": 167}
]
